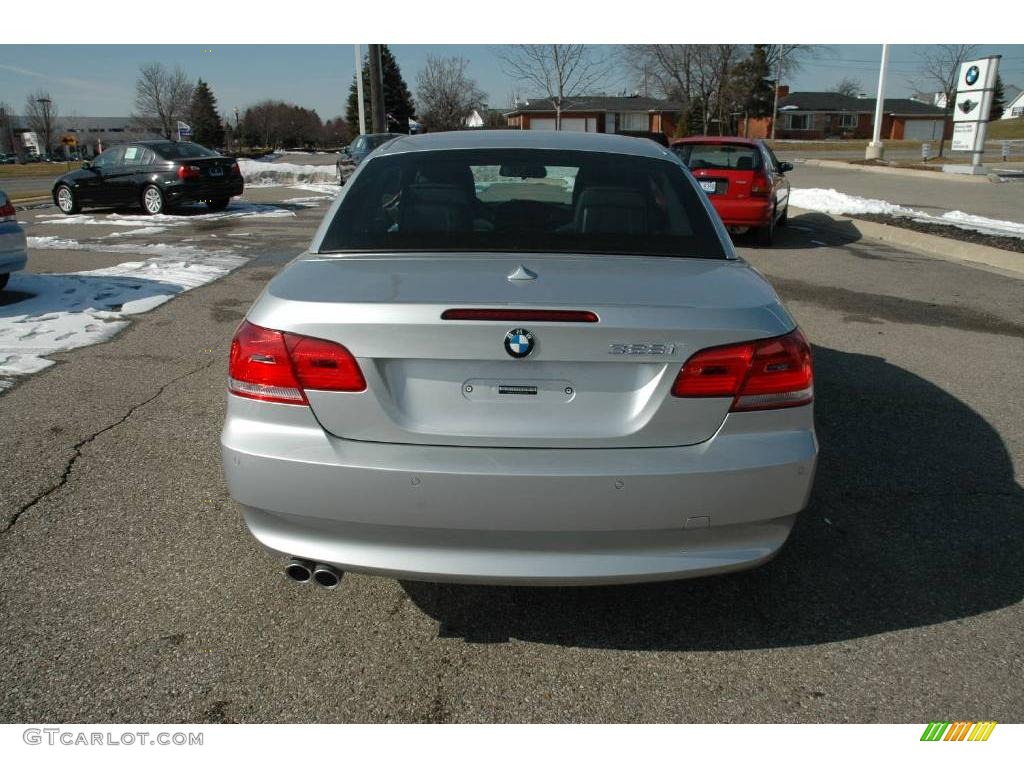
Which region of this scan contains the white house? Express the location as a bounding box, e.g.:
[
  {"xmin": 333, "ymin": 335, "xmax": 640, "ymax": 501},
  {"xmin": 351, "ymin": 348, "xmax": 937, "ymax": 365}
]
[{"xmin": 1001, "ymin": 87, "xmax": 1024, "ymax": 119}]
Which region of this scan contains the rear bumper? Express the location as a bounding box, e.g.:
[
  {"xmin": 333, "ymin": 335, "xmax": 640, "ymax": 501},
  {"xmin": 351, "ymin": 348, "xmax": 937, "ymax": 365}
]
[
  {"xmin": 164, "ymin": 178, "xmax": 244, "ymax": 203},
  {"xmin": 710, "ymin": 198, "xmax": 773, "ymax": 227},
  {"xmin": 221, "ymin": 396, "xmax": 817, "ymax": 585}
]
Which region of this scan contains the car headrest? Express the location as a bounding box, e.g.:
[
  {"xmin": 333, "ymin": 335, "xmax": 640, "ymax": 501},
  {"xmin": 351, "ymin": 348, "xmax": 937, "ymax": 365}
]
[
  {"xmin": 572, "ymin": 186, "xmax": 648, "ymax": 234},
  {"xmin": 735, "ymin": 156, "xmax": 753, "ymax": 170},
  {"xmin": 400, "ymin": 183, "xmax": 472, "ymax": 233}
]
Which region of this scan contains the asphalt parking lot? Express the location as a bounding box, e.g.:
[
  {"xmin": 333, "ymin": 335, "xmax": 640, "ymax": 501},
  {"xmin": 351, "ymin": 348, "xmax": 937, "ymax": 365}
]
[{"xmin": 1, "ymin": 166, "xmax": 1021, "ymax": 723}]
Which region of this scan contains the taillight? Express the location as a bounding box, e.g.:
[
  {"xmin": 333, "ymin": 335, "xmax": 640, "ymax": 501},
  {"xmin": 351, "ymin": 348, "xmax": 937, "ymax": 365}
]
[
  {"xmin": 228, "ymin": 321, "xmax": 365, "ymax": 405},
  {"xmin": 0, "ymin": 199, "xmax": 15, "ymax": 219},
  {"xmin": 229, "ymin": 161, "xmax": 241, "ymax": 176},
  {"xmin": 750, "ymin": 172, "xmax": 770, "ymax": 197},
  {"xmin": 177, "ymin": 164, "xmax": 202, "ymax": 180},
  {"xmin": 672, "ymin": 328, "xmax": 812, "ymax": 411}
]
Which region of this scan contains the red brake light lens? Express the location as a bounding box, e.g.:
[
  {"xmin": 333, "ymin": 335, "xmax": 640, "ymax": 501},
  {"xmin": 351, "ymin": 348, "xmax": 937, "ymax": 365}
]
[
  {"xmin": 177, "ymin": 164, "xmax": 202, "ymax": 180},
  {"xmin": 0, "ymin": 199, "xmax": 15, "ymax": 219},
  {"xmin": 750, "ymin": 173, "xmax": 770, "ymax": 197},
  {"xmin": 229, "ymin": 161, "xmax": 240, "ymax": 176},
  {"xmin": 672, "ymin": 329, "xmax": 813, "ymax": 411},
  {"xmin": 441, "ymin": 309, "xmax": 599, "ymax": 323},
  {"xmin": 285, "ymin": 335, "xmax": 366, "ymax": 393},
  {"xmin": 228, "ymin": 321, "xmax": 365, "ymax": 405}
]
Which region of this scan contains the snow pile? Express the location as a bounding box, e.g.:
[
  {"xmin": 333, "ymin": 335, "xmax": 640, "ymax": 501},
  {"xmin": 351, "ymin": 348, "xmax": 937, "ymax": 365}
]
[
  {"xmin": 790, "ymin": 188, "xmax": 1024, "ymax": 241},
  {"xmin": 238, "ymin": 159, "xmax": 342, "ymax": 186},
  {"xmin": 0, "ymin": 249, "xmax": 246, "ymax": 388},
  {"xmin": 938, "ymin": 210, "xmax": 1024, "ymax": 239},
  {"xmin": 789, "ymin": 188, "xmax": 921, "ymax": 217}
]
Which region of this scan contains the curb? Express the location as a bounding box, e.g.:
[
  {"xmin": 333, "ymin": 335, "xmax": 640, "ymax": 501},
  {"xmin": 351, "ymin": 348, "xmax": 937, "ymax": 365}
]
[
  {"xmin": 11, "ymin": 194, "xmax": 52, "ymax": 206},
  {"xmin": 800, "ymin": 158, "xmax": 1002, "ymax": 184},
  {"xmin": 789, "ymin": 207, "xmax": 1024, "ymax": 277}
]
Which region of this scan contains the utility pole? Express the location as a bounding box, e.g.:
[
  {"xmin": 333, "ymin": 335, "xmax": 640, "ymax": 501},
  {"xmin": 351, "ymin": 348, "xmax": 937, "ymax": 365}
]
[
  {"xmin": 368, "ymin": 44, "xmax": 386, "ymax": 133},
  {"xmin": 354, "ymin": 44, "xmax": 366, "ymax": 136},
  {"xmin": 770, "ymin": 50, "xmax": 784, "ymax": 140},
  {"xmin": 865, "ymin": 44, "xmax": 890, "ymax": 160}
]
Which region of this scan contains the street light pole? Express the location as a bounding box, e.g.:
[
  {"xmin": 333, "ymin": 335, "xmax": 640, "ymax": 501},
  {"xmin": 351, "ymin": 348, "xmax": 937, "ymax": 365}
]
[
  {"xmin": 354, "ymin": 44, "xmax": 366, "ymax": 136},
  {"xmin": 865, "ymin": 44, "xmax": 890, "ymax": 160}
]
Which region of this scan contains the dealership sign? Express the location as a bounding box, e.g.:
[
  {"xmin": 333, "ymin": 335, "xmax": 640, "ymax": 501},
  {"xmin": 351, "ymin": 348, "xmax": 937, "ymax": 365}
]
[{"xmin": 951, "ymin": 55, "xmax": 1000, "ymax": 153}]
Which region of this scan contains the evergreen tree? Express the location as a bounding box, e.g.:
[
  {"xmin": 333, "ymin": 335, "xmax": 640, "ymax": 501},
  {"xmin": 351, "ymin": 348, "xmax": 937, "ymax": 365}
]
[
  {"xmin": 189, "ymin": 79, "xmax": 225, "ymax": 147},
  {"xmin": 346, "ymin": 45, "xmax": 415, "ymax": 132},
  {"xmin": 989, "ymin": 74, "xmax": 1006, "ymax": 122}
]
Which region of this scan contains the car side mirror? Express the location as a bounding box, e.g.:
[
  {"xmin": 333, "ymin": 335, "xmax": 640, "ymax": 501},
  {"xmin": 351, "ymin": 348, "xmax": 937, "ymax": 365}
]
[
  {"xmin": 81, "ymin": 160, "xmax": 92, "ymax": 170},
  {"xmin": 778, "ymin": 161, "xmax": 794, "ymax": 173},
  {"xmin": 342, "ymin": 147, "xmax": 351, "ymax": 157}
]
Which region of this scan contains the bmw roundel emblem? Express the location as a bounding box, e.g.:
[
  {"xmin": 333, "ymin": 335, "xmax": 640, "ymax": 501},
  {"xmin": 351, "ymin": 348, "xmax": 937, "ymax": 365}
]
[
  {"xmin": 504, "ymin": 328, "xmax": 535, "ymax": 359},
  {"xmin": 965, "ymin": 65, "xmax": 980, "ymax": 86}
]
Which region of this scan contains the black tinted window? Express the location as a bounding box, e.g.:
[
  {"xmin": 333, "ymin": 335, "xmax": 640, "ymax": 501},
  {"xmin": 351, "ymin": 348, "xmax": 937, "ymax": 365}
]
[
  {"xmin": 672, "ymin": 143, "xmax": 763, "ymax": 171},
  {"xmin": 151, "ymin": 142, "xmax": 217, "ymax": 160},
  {"xmin": 320, "ymin": 149, "xmax": 725, "ymax": 259}
]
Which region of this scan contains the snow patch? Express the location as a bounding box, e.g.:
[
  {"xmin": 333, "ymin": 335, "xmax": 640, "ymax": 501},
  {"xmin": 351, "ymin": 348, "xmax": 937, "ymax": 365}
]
[
  {"xmin": 790, "ymin": 188, "xmax": 1024, "ymax": 240},
  {"xmin": 789, "ymin": 188, "xmax": 922, "ymax": 217},
  {"xmin": 239, "ymin": 159, "xmax": 344, "ymax": 186},
  {"xmin": 0, "ymin": 250, "xmax": 247, "ymax": 389}
]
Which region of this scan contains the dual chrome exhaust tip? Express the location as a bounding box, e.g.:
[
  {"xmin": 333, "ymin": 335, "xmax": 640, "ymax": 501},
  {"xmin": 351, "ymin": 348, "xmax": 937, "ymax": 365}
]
[{"xmin": 285, "ymin": 558, "xmax": 342, "ymax": 589}]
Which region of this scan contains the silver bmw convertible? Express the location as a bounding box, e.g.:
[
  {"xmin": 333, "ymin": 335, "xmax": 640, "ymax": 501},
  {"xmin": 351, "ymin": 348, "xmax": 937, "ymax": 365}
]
[{"xmin": 221, "ymin": 130, "xmax": 817, "ymax": 588}]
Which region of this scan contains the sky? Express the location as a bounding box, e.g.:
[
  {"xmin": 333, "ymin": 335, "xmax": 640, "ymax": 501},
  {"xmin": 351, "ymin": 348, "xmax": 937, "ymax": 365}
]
[{"xmin": 1, "ymin": 44, "xmax": 1023, "ymax": 120}]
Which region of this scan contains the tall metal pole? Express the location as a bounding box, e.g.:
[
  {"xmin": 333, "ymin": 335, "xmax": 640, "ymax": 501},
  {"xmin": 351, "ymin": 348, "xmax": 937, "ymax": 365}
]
[
  {"xmin": 866, "ymin": 44, "xmax": 890, "ymax": 160},
  {"xmin": 770, "ymin": 50, "xmax": 784, "ymax": 140},
  {"xmin": 368, "ymin": 44, "xmax": 386, "ymax": 134},
  {"xmin": 354, "ymin": 44, "xmax": 366, "ymax": 136}
]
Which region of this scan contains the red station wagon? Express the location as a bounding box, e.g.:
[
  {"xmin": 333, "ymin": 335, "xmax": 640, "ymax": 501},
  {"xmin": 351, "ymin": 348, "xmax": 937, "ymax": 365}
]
[{"xmin": 671, "ymin": 137, "xmax": 791, "ymax": 245}]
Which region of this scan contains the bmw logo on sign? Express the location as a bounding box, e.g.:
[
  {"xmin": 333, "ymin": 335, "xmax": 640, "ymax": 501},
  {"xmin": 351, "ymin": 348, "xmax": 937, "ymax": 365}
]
[
  {"xmin": 965, "ymin": 65, "xmax": 980, "ymax": 86},
  {"xmin": 504, "ymin": 328, "xmax": 535, "ymax": 359}
]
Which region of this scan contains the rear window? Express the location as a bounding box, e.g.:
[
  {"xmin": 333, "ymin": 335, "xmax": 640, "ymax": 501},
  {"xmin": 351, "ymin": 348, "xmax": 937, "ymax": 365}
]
[
  {"xmin": 151, "ymin": 142, "xmax": 218, "ymax": 160},
  {"xmin": 672, "ymin": 143, "xmax": 763, "ymax": 172},
  {"xmin": 319, "ymin": 149, "xmax": 725, "ymax": 259}
]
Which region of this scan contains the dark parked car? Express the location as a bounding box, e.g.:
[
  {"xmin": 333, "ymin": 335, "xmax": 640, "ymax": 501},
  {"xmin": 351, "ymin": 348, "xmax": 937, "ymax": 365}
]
[
  {"xmin": 337, "ymin": 132, "xmax": 403, "ymax": 182},
  {"xmin": 52, "ymin": 141, "xmax": 244, "ymax": 215}
]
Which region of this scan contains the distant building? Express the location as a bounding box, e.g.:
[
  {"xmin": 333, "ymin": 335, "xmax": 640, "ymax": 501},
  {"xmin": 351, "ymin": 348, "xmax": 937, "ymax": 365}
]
[
  {"xmin": 1002, "ymin": 87, "xmax": 1024, "ymax": 119},
  {"xmin": 504, "ymin": 95, "xmax": 681, "ymax": 136},
  {"xmin": 3, "ymin": 115, "xmax": 163, "ymax": 157},
  {"xmin": 745, "ymin": 87, "xmax": 951, "ymax": 141}
]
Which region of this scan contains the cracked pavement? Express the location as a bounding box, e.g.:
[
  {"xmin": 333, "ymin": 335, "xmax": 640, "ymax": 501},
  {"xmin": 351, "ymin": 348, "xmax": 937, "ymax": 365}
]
[{"xmin": 1, "ymin": 171, "xmax": 1022, "ymax": 722}]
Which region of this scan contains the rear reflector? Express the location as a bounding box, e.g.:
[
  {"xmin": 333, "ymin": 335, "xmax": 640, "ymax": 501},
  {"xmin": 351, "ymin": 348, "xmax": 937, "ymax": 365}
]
[
  {"xmin": 228, "ymin": 321, "xmax": 365, "ymax": 405},
  {"xmin": 672, "ymin": 328, "xmax": 813, "ymax": 411},
  {"xmin": 442, "ymin": 309, "xmax": 599, "ymax": 323}
]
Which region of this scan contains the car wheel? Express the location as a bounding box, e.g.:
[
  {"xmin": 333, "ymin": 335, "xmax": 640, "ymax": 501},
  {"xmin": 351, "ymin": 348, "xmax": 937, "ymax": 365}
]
[
  {"xmin": 141, "ymin": 184, "xmax": 166, "ymax": 215},
  {"xmin": 756, "ymin": 208, "xmax": 776, "ymax": 246},
  {"xmin": 55, "ymin": 184, "xmax": 80, "ymax": 215},
  {"xmin": 0, "ymin": 273, "xmax": 9, "ymax": 291},
  {"xmin": 778, "ymin": 204, "xmax": 789, "ymax": 226},
  {"xmin": 206, "ymin": 198, "xmax": 230, "ymax": 212}
]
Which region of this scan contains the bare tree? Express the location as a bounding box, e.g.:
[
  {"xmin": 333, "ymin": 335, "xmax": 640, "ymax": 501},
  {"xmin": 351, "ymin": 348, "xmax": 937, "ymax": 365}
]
[
  {"xmin": 624, "ymin": 45, "xmax": 698, "ymax": 102},
  {"xmin": 24, "ymin": 90, "xmax": 58, "ymax": 157},
  {"xmin": 915, "ymin": 44, "xmax": 977, "ymax": 157},
  {"xmin": 497, "ymin": 45, "xmax": 610, "ymax": 129},
  {"xmin": 134, "ymin": 62, "xmax": 194, "ymax": 139},
  {"xmin": 833, "ymin": 77, "xmax": 863, "ymax": 98},
  {"xmin": 416, "ymin": 56, "xmax": 486, "ymax": 132}
]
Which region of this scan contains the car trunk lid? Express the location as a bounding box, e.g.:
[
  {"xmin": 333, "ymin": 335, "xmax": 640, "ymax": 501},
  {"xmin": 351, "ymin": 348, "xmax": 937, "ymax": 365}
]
[{"xmin": 248, "ymin": 253, "xmax": 793, "ymax": 448}]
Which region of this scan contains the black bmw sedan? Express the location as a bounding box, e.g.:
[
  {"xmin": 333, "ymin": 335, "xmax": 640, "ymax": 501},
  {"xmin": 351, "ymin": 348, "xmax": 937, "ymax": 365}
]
[{"xmin": 52, "ymin": 141, "xmax": 244, "ymax": 215}]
